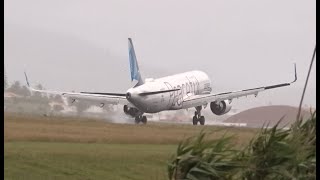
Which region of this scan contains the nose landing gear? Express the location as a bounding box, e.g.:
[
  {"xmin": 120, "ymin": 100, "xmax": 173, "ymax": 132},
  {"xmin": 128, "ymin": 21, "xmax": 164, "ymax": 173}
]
[{"xmin": 193, "ymin": 106, "xmax": 205, "ymax": 125}]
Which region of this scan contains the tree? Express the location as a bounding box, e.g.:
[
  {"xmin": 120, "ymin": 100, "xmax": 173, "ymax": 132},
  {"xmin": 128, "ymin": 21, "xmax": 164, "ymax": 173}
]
[
  {"xmin": 51, "ymin": 95, "xmax": 65, "ymax": 114},
  {"xmin": 32, "ymin": 84, "xmax": 43, "ymax": 97},
  {"xmin": 27, "ymin": 83, "xmax": 51, "ymax": 115},
  {"xmin": 20, "ymin": 85, "xmax": 31, "ymax": 97},
  {"xmin": 7, "ymin": 81, "xmax": 21, "ymax": 94},
  {"xmin": 36, "ymin": 84, "xmax": 44, "ymax": 90},
  {"xmin": 75, "ymin": 101, "xmax": 91, "ymax": 115},
  {"xmin": 102, "ymin": 104, "xmax": 114, "ymax": 113},
  {"xmin": 51, "ymin": 94, "xmax": 64, "ymax": 103},
  {"xmin": 67, "ymin": 98, "xmax": 91, "ymax": 116},
  {"xmin": 7, "ymin": 81, "xmax": 31, "ymax": 97},
  {"xmin": 53, "ymin": 104, "xmax": 64, "ymax": 113}
]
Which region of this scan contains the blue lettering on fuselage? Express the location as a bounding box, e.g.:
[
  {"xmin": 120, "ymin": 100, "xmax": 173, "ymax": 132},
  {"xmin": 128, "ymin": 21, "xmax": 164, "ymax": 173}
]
[{"xmin": 164, "ymin": 75, "xmax": 201, "ymax": 108}]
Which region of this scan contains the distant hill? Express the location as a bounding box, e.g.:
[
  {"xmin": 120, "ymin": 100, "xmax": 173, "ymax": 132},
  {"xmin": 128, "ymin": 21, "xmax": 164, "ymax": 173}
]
[{"xmin": 224, "ymin": 105, "xmax": 312, "ymax": 128}]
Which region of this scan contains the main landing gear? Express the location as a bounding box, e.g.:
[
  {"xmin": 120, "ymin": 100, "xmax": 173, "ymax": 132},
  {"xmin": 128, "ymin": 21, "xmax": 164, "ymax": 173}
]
[
  {"xmin": 193, "ymin": 106, "xmax": 205, "ymax": 125},
  {"xmin": 123, "ymin": 105, "xmax": 147, "ymax": 124},
  {"xmin": 135, "ymin": 115, "xmax": 147, "ymax": 124}
]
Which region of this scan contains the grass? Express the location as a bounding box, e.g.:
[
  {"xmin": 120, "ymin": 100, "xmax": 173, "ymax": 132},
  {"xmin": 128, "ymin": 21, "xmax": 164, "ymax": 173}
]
[
  {"xmin": 4, "ymin": 113, "xmax": 257, "ymax": 145},
  {"xmin": 5, "ymin": 142, "xmax": 174, "ymax": 180},
  {"xmin": 4, "ymin": 112, "xmax": 257, "ymax": 180}
]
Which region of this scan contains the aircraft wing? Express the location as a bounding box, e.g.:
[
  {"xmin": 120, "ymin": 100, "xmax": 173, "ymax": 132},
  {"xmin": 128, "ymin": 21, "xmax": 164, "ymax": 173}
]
[
  {"xmin": 24, "ymin": 73, "xmax": 133, "ymax": 107},
  {"xmin": 182, "ymin": 64, "xmax": 297, "ymax": 109}
]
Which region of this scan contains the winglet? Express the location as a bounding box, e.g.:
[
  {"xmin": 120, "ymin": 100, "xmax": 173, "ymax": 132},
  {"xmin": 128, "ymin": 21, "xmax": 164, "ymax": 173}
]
[
  {"xmin": 24, "ymin": 71, "xmax": 30, "ymax": 87},
  {"xmin": 291, "ymin": 63, "xmax": 297, "ymax": 83}
]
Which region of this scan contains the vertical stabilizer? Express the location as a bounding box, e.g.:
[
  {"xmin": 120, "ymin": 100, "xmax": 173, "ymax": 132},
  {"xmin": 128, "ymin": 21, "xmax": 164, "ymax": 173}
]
[{"xmin": 128, "ymin": 38, "xmax": 144, "ymax": 86}]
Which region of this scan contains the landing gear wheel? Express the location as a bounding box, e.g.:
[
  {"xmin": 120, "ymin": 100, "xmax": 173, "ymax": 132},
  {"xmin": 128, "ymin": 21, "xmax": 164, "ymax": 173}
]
[
  {"xmin": 141, "ymin": 116, "xmax": 147, "ymax": 124},
  {"xmin": 135, "ymin": 116, "xmax": 141, "ymax": 124},
  {"xmin": 192, "ymin": 106, "xmax": 205, "ymax": 125},
  {"xmin": 199, "ymin": 116, "xmax": 205, "ymax": 125},
  {"xmin": 192, "ymin": 116, "xmax": 205, "ymax": 125},
  {"xmin": 193, "ymin": 116, "xmax": 198, "ymax": 125}
]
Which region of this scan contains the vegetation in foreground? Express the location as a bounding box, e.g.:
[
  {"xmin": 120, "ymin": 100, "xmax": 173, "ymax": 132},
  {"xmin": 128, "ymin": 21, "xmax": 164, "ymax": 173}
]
[
  {"xmin": 168, "ymin": 111, "xmax": 316, "ymax": 180},
  {"xmin": 4, "ymin": 113, "xmax": 257, "ymax": 180}
]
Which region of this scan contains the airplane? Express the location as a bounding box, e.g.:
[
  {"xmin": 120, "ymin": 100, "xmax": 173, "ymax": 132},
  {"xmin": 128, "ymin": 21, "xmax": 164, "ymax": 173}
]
[{"xmin": 24, "ymin": 38, "xmax": 297, "ymax": 125}]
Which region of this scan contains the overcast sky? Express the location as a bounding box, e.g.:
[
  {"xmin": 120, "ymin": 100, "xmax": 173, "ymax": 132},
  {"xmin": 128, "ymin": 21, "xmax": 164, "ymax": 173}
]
[{"xmin": 4, "ymin": 0, "xmax": 316, "ymax": 111}]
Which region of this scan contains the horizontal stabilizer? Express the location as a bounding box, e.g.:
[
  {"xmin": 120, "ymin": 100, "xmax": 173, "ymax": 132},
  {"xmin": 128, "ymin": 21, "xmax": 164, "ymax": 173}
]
[{"xmin": 80, "ymin": 92, "xmax": 126, "ymax": 96}]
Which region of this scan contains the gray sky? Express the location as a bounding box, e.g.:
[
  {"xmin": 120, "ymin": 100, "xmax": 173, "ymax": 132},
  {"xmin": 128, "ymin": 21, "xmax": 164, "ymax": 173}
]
[{"xmin": 4, "ymin": 0, "xmax": 316, "ymax": 111}]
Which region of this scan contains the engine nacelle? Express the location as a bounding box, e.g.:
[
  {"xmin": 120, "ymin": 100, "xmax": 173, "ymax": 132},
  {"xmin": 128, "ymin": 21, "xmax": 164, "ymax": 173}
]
[
  {"xmin": 123, "ymin": 105, "xmax": 140, "ymax": 117},
  {"xmin": 210, "ymin": 100, "xmax": 232, "ymax": 116}
]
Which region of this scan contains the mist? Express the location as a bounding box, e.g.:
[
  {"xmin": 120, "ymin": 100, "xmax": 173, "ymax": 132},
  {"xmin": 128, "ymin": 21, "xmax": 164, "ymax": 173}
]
[{"xmin": 4, "ymin": 0, "xmax": 316, "ymax": 112}]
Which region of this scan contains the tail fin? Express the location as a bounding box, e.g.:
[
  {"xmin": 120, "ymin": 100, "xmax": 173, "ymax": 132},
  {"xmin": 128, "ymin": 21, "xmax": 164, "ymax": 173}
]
[{"xmin": 128, "ymin": 38, "xmax": 144, "ymax": 86}]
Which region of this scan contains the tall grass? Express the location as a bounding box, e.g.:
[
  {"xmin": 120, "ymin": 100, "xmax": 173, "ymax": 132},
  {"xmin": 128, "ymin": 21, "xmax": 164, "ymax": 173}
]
[
  {"xmin": 168, "ymin": 111, "xmax": 316, "ymax": 180},
  {"xmin": 167, "ymin": 131, "xmax": 241, "ymax": 180},
  {"xmin": 168, "ymin": 45, "xmax": 316, "ymax": 180}
]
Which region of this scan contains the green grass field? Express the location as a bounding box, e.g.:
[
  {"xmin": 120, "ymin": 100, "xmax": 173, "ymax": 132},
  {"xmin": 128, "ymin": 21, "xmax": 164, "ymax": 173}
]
[
  {"xmin": 4, "ymin": 113, "xmax": 257, "ymax": 180},
  {"xmin": 5, "ymin": 142, "xmax": 175, "ymax": 180}
]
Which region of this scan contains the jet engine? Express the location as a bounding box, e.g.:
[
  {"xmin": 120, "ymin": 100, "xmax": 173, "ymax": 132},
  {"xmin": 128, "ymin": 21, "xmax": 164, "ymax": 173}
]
[
  {"xmin": 123, "ymin": 105, "xmax": 140, "ymax": 117},
  {"xmin": 210, "ymin": 100, "xmax": 232, "ymax": 115}
]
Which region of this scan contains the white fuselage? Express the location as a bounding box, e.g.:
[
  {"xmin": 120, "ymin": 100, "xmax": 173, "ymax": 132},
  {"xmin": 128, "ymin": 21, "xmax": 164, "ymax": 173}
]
[{"xmin": 126, "ymin": 71, "xmax": 212, "ymax": 113}]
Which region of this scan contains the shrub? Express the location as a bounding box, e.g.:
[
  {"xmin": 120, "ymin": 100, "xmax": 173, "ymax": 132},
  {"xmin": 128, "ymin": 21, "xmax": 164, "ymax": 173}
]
[{"xmin": 168, "ymin": 111, "xmax": 316, "ymax": 180}]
